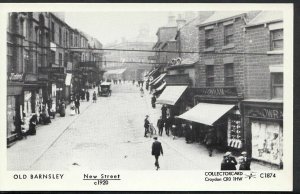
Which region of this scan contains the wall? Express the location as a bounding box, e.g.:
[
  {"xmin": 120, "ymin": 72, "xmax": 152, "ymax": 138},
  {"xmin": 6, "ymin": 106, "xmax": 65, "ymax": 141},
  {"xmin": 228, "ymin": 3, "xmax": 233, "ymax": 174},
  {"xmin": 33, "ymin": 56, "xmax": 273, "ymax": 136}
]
[{"xmin": 244, "ymin": 24, "xmax": 283, "ymax": 99}]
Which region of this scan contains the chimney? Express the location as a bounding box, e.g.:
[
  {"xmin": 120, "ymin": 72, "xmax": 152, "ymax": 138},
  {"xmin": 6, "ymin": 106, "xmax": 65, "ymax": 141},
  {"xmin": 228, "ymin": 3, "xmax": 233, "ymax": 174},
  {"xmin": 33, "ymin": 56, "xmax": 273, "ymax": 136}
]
[{"xmin": 176, "ymin": 14, "xmax": 186, "ymax": 29}]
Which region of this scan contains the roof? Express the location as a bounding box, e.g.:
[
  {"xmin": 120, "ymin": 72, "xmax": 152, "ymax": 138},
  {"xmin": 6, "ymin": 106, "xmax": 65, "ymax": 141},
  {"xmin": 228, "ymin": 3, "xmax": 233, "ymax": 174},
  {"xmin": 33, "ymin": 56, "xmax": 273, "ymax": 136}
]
[
  {"xmin": 246, "ymin": 11, "xmax": 283, "ymax": 27},
  {"xmin": 101, "ymin": 82, "xmax": 111, "ymax": 86},
  {"xmin": 199, "ymin": 11, "xmax": 247, "ymax": 26}
]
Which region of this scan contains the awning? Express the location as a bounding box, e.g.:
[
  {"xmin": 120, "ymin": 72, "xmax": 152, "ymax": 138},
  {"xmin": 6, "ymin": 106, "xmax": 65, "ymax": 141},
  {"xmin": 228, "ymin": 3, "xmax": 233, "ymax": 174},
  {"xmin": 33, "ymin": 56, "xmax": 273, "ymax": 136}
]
[
  {"xmin": 178, "ymin": 103, "xmax": 235, "ymax": 126},
  {"xmin": 151, "ymin": 73, "xmax": 166, "ymax": 86},
  {"xmin": 156, "ymin": 85, "xmax": 188, "ymax": 105},
  {"xmin": 155, "ymin": 82, "xmax": 166, "ymax": 92},
  {"xmin": 65, "ymin": 73, "xmax": 72, "ymax": 86},
  {"xmin": 147, "ymin": 68, "xmax": 159, "ymax": 77}
]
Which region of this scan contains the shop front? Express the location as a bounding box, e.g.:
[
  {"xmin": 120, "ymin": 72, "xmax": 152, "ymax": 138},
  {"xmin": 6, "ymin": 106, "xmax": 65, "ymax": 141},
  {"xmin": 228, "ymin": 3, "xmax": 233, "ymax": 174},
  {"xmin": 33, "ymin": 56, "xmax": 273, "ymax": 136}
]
[
  {"xmin": 7, "ymin": 74, "xmax": 24, "ymax": 142},
  {"xmin": 177, "ymin": 87, "xmax": 243, "ymax": 151},
  {"xmin": 156, "ymin": 85, "xmax": 189, "ymax": 118},
  {"xmin": 242, "ymin": 100, "xmax": 283, "ymax": 168}
]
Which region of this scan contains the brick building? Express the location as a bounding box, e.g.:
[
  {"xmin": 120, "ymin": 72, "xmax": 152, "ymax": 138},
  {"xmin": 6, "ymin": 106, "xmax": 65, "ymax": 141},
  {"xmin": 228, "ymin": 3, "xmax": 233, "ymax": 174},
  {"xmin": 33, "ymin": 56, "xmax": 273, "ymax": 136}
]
[
  {"xmin": 242, "ymin": 11, "xmax": 283, "ymax": 167},
  {"xmin": 7, "ymin": 12, "xmax": 103, "ymax": 143}
]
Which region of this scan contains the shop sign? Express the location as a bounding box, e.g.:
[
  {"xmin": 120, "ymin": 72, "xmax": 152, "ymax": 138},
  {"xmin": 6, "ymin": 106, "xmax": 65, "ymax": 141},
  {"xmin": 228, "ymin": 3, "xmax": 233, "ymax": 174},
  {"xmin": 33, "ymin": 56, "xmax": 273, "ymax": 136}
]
[
  {"xmin": 247, "ymin": 107, "xmax": 283, "ymax": 120},
  {"xmin": 8, "ymin": 73, "xmax": 24, "ymax": 82},
  {"xmin": 195, "ymin": 87, "xmax": 237, "ymax": 97}
]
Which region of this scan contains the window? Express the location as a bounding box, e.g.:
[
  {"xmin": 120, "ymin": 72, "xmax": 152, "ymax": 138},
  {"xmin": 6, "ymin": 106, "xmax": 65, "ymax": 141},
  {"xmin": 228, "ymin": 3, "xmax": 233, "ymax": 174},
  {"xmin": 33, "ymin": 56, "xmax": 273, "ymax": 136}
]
[
  {"xmin": 271, "ymin": 73, "xmax": 283, "ymax": 99},
  {"xmin": 271, "ymin": 29, "xmax": 283, "ymax": 50},
  {"xmin": 205, "ymin": 29, "xmax": 214, "ymax": 48},
  {"xmin": 59, "ymin": 53, "xmax": 63, "ymax": 66},
  {"xmin": 59, "ymin": 27, "xmax": 62, "ymax": 45},
  {"xmin": 75, "ymin": 36, "xmax": 78, "ymax": 47},
  {"xmin": 206, "ymin": 65, "xmax": 214, "ymax": 87},
  {"xmin": 24, "ymin": 50, "xmax": 32, "ymax": 73},
  {"xmin": 51, "ymin": 51, "xmax": 55, "ymax": 64},
  {"xmin": 66, "ymin": 31, "xmax": 68, "ymax": 48},
  {"xmin": 51, "ymin": 22, "xmax": 55, "ymax": 41},
  {"xmin": 37, "ymin": 53, "xmax": 42, "ymax": 67},
  {"xmin": 70, "ymin": 33, "xmax": 73, "ymax": 47},
  {"xmin": 224, "ymin": 63, "xmax": 234, "ymax": 86},
  {"xmin": 23, "ymin": 19, "xmax": 27, "ymax": 38},
  {"xmin": 224, "ymin": 24, "xmax": 234, "ymax": 45}
]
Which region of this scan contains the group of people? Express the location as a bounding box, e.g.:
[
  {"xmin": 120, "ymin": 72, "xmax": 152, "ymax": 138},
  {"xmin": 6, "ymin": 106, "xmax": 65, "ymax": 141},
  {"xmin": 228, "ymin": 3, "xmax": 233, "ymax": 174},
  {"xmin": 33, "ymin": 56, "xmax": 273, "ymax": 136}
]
[{"xmin": 221, "ymin": 151, "xmax": 251, "ymax": 170}]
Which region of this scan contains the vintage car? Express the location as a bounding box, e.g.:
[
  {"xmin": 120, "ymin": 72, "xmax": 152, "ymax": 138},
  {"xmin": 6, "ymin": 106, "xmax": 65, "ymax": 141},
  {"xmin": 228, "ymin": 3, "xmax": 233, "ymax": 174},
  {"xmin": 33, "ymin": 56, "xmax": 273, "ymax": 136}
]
[{"xmin": 99, "ymin": 82, "xmax": 112, "ymax": 97}]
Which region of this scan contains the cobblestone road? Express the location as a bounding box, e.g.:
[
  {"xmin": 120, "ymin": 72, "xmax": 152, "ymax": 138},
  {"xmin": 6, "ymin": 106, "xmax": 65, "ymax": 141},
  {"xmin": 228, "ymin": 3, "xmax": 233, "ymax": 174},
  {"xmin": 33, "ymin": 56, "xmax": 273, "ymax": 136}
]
[{"xmin": 7, "ymin": 82, "xmax": 272, "ymax": 171}]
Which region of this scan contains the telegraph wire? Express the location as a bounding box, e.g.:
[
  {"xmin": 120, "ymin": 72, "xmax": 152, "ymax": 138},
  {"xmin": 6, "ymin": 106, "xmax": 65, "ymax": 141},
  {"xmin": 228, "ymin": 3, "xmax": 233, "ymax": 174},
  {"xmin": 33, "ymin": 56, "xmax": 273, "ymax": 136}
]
[{"xmin": 7, "ymin": 44, "xmax": 280, "ymax": 56}]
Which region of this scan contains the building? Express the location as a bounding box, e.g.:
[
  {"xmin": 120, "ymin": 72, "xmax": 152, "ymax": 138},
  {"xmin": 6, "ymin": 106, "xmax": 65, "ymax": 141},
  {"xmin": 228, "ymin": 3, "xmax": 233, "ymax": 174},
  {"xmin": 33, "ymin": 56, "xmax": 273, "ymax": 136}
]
[
  {"xmin": 242, "ymin": 11, "xmax": 283, "ymax": 168},
  {"xmin": 104, "ymin": 40, "xmax": 155, "ymax": 81},
  {"xmin": 7, "ymin": 12, "xmax": 51, "ymax": 142},
  {"xmin": 7, "ymin": 12, "xmax": 103, "ymax": 143}
]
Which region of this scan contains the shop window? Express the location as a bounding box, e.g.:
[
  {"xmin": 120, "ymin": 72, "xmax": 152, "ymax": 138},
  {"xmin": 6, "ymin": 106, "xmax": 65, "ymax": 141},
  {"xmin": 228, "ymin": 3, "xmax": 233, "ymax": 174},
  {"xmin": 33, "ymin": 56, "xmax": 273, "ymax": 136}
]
[
  {"xmin": 271, "ymin": 73, "xmax": 283, "ymax": 99},
  {"xmin": 224, "ymin": 63, "xmax": 234, "ymax": 86},
  {"xmin": 251, "ymin": 121, "xmax": 283, "ymax": 165},
  {"xmin": 59, "ymin": 53, "xmax": 63, "ymax": 66},
  {"xmin": 224, "ymin": 24, "xmax": 234, "ymax": 45},
  {"xmin": 270, "ymin": 29, "xmax": 283, "ymax": 51},
  {"xmin": 205, "ymin": 29, "xmax": 214, "ymax": 48},
  {"xmin": 51, "ymin": 22, "xmax": 55, "ymax": 42},
  {"xmin": 206, "ymin": 65, "xmax": 214, "ymax": 87},
  {"xmin": 7, "ymin": 96, "xmax": 16, "ymax": 137}
]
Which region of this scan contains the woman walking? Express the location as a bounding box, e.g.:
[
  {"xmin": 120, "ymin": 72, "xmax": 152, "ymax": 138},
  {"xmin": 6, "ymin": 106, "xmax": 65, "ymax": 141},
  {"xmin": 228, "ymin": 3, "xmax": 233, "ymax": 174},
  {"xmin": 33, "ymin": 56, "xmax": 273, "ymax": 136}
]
[{"xmin": 93, "ymin": 91, "xmax": 97, "ymax": 103}]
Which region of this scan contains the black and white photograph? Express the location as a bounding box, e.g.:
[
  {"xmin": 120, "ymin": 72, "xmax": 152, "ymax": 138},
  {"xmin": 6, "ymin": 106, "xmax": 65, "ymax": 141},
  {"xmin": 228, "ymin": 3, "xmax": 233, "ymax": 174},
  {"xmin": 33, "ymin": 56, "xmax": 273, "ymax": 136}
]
[{"xmin": 0, "ymin": 3, "xmax": 293, "ymax": 191}]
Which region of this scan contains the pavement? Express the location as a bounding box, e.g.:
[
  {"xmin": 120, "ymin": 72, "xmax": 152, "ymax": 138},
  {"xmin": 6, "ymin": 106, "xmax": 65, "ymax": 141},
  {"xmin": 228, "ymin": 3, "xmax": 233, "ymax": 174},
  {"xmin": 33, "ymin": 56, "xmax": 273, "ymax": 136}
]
[{"xmin": 7, "ymin": 82, "xmax": 272, "ymax": 171}]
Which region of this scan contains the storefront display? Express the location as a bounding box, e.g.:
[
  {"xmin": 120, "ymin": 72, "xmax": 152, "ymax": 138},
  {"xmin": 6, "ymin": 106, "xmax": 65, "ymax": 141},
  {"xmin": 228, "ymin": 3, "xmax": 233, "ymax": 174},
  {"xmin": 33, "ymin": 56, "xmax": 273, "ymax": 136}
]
[
  {"xmin": 23, "ymin": 91, "xmax": 33, "ymax": 131},
  {"xmin": 7, "ymin": 96, "xmax": 16, "ymax": 137},
  {"xmin": 251, "ymin": 121, "xmax": 282, "ymax": 165},
  {"xmin": 227, "ymin": 114, "xmax": 242, "ymax": 149}
]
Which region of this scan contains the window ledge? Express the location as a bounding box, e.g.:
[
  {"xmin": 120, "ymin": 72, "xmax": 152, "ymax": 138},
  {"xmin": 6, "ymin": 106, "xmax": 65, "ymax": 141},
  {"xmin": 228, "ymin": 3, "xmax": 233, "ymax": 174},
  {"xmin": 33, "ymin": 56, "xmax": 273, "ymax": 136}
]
[
  {"xmin": 267, "ymin": 50, "xmax": 283, "ymax": 55},
  {"xmin": 204, "ymin": 47, "xmax": 215, "ymax": 52},
  {"xmin": 222, "ymin": 43, "xmax": 235, "ymax": 50}
]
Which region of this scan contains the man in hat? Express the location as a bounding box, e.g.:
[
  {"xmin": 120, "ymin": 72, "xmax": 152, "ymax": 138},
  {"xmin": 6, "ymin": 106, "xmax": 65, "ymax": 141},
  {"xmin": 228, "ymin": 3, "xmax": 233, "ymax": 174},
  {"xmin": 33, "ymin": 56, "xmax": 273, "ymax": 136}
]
[
  {"xmin": 241, "ymin": 151, "xmax": 251, "ymax": 170},
  {"xmin": 221, "ymin": 152, "xmax": 237, "ymax": 170},
  {"xmin": 152, "ymin": 137, "xmax": 163, "ymax": 170},
  {"xmin": 144, "ymin": 115, "xmax": 150, "ymax": 137},
  {"xmin": 157, "ymin": 116, "xmax": 164, "ymax": 136}
]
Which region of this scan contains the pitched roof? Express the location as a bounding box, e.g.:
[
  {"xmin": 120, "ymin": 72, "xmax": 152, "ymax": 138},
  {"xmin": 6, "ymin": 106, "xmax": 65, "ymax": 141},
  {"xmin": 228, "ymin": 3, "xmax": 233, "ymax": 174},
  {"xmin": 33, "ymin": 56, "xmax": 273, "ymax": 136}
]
[
  {"xmin": 247, "ymin": 11, "xmax": 283, "ymax": 26},
  {"xmin": 198, "ymin": 11, "xmax": 247, "ymax": 26}
]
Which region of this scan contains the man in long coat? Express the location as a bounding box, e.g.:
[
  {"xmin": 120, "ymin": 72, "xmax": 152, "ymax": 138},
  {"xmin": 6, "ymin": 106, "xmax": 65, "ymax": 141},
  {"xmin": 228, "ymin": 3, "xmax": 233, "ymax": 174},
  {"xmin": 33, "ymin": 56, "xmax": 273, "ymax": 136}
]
[
  {"xmin": 157, "ymin": 116, "xmax": 164, "ymax": 136},
  {"xmin": 152, "ymin": 137, "xmax": 163, "ymax": 170},
  {"xmin": 144, "ymin": 115, "xmax": 150, "ymax": 137}
]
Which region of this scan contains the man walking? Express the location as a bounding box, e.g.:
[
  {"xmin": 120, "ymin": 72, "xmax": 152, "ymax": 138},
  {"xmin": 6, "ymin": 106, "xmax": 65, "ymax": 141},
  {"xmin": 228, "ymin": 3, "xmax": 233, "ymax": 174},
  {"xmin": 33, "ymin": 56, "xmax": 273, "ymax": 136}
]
[
  {"xmin": 144, "ymin": 115, "xmax": 150, "ymax": 137},
  {"xmin": 75, "ymin": 98, "xmax": 80, "ymax": 114},
  {"xmin": 157, "ymin": 116, "xmax": 164, "ymax": 136},
  {"xmin": 151, "ymin": 95, "xmax": 156, "ymax": 108},
  {"xmin": 152, "ymin": 137, "xmax": 163, "ymax": 170}
]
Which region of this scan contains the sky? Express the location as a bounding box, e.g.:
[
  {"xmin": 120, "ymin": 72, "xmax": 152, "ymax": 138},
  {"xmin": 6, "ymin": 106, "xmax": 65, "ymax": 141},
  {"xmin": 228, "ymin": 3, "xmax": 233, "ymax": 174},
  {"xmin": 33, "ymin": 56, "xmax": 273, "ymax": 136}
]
[{"xmin": 65, "ymin": 12, "xmax": 172, "ymax": 47}]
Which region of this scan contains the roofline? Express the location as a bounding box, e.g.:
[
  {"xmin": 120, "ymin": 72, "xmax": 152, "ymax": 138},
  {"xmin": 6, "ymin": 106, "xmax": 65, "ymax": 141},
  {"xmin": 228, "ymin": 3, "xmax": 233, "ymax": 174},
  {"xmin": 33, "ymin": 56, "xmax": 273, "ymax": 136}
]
[
  {"xmin": 156, "ymin": 26, "xmax": 177, "ymax": 35},
  {"xmin": 245, "ymin": 19, "xmax": 283, "ymax": 28},
  {"xmin": 197, "ymin": 13, "xmax": 246, "ymax": 28}
]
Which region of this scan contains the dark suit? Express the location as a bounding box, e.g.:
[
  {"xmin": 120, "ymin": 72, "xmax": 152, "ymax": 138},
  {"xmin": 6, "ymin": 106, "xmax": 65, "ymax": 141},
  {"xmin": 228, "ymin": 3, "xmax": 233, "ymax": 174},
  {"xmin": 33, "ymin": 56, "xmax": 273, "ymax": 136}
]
[
  {"xmin": 144, "ymin": 118, "xmax": 150, "ymax": 137},
  {"xmin": 157, "ymin": 119, "xmax": 164, "ymax": 136},
  {"xmin": 152, "ymin": 140, "xmax": 163, "ymax": 168}
]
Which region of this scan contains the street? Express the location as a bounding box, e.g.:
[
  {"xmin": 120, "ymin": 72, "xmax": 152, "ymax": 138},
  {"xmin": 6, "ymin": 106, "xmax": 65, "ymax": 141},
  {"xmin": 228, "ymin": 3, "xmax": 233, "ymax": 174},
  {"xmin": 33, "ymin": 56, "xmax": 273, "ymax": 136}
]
[{"xmin": 8, "ymin": 82, "xmax": 272, "ymax": 171}]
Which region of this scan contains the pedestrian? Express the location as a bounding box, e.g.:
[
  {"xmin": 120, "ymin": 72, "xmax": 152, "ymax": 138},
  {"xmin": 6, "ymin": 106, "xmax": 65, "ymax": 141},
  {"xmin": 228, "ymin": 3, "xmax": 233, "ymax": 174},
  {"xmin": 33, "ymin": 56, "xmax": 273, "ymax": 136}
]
[
  {"xmin": 157, "ymin": 116, "xmax": 164, "ymax": 136},
  {"xmin": 70, "ymin": 101, "xmax": 76, "ymax": 116},
  {"xmin": 86, "ymin": 90, "xmax": 90, "ymax": 102},
  {"xmin": 152, "ymin": 137, "xmax": 163, "ymax": 170},
  {"xmin": 13, "ymin": 113, "xmax": 24, "ymax": 140},
  {"xmin": 92, "ymin": 91, "xmax": 97, "ymax": 103},
  {"xmin": 161, "ymin": 105, "xmax": 167, "ymax": 120},
  {"xmin": 59, "ymin": 100, "xmax": 66, "ymax": 117},
  {"xmin": 75, "ymin": 98, "xmax": 80, "ymax": 114},
  {"xmin": 240, "ymin": 151, "xmax": 251, "ymax": 170},
  {"xmin": 146, "ymin": 80, "xmax": 149, "ymax": 91},
  {"xmin": 81, "ymin": 89, "xmax": 85, "ymax": 101},
  {"xmin": 221, "ymin": 152, "xmax": 237, "ymax": 170},
  {"xmin": 140, "ymin": 87, "xmax": 144, "ymax": 97},
  {"xmin": 27, "ymin": 114, "xmax": 37, "ymax": 136},
  {"xmin": 204, "ymin": 128, "xmax": 216, "ymax": 157},
  {"xmin": 171, "ymin": 125, "xmax": 177, "ymax": 140},
  {"xmin": 151, "ymin": 95, "xmax": 156, "ymax": 108},
  {"xmin": 164, "ymin": 115, "xmax": 170, "ymax": 136},
  {"xmin": 144, "ymin": 115, "xmax": 150, "ymax": 137}
]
